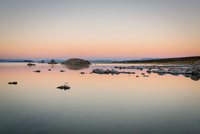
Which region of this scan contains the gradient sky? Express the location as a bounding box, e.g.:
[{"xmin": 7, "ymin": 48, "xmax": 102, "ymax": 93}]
[{"xmin": 0, "ymin": 0, "xmax": 199, "ymax": 60}]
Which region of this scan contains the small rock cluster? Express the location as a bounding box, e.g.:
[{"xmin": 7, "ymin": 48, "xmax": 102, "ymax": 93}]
[
  {"xmin": 57, "ymin": 85, "xmax": 70, "ymax": 90},
  {"xmin": 150, "ymin": 61, "xmax": 200, "ymax": 75},
  {"xmin": 8, "ymin": 81, "xmax": 17, "ymax": 85},
  {"xmin": 48, "ymin": 59, "xmax": 58, "ymax": 64},
  {"xmin": 27, "ymin": 63, "xmax": 36, "ymax": 66},
  {"xmin": 92, "ymin": 68, "xmax": 135, "ymax": 74}
]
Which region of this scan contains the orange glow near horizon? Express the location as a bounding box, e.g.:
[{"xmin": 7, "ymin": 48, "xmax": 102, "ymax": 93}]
[{"xmin": 1, "ymin": 37, "xmax": 199, "ymax": 59}]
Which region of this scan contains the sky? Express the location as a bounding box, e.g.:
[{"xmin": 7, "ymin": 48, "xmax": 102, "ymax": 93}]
[{"xmin": 0, "ymin": 0, "xmax": 200, "ymax": 60}]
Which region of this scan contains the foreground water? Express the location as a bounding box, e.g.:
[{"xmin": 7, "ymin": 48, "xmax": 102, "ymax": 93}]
[{"xmin": 0, "ymin": 63, "xmax": 200, "ymax": 134}]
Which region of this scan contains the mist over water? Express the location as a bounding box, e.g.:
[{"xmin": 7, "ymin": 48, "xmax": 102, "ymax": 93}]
[{"xmin": 0, "ymin": 63, "xmax": 200, "ymax": 134}]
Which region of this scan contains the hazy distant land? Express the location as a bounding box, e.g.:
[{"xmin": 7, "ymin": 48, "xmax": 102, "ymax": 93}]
[
  {"xmin": 113, "ymin": 56, "xmax": 200, "ymax": 64},
  {"xmin": 0, "ymin": 56, "xmax": 200, "ymax": 64}
]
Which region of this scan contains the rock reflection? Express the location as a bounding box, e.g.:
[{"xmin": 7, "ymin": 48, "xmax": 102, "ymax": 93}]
[
  {"xmin": 182, "ymin": 74, "xmax": 200, "ymax": 81},
  {"xmin": 156, "ymin": 72, "xmax": 168, "ymax": 76},
  {"xmin": 189, "ymin": 74, "xmax": 200, "ymax": 81},
  {"xmin": 61, "ymin": 64, "xmax": 89, "ymax": 70},
  {"xmin": 156, "ymin": 72, "xmax": 200, "ymax": 81}
]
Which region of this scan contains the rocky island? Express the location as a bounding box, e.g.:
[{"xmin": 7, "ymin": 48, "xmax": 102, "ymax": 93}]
[
  {"xmin": 48, "ymin": 59, "xmax": 58, "ymax": 64},
  {"xmin": 61, "ymin": 58, "xmax": 91, "ymax": 66}
]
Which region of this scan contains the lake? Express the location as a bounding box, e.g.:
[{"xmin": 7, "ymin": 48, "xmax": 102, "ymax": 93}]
[{"xmin": 0, "ymin": 63, "xmax": 200, "ymax": 134}]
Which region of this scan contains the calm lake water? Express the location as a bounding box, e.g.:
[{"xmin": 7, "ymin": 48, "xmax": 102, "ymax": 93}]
[{"xmin": 0, "ymin": 63, "xmax": 200, "ymax": 134}]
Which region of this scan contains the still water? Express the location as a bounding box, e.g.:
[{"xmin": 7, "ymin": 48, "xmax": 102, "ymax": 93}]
[{"xmin": 0, "ymin": 63, "xmax": 200, "ymax": 134}]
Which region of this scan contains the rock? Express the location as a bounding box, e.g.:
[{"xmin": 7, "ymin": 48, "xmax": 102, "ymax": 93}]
[
  {"xmin": 80, "ymin": 72, "xmax": 85, "ymax": 74},
  {"xmin": 136, "ymin": 75, "xmax": 139, "ymax": 77},
  {"xmin": 92, "ymin": 68, "xmax": 135, "ymax": 75},
  {"xmin": 125, "ymin": 72, "xmax": 131, "ymax": 74},
  {"xmin": 27, "ymin": 63, "xmax": 36, "ymax": 66},
  {"xmin": 92, "ymin": 68, "xmax": 105, "ymax": 74},
  {"xmin": 48, "ymin": 59, "xmax": 58, "ymax": 64},
  {"xmin": 110, "ymin": 69, "xmax": 119, "ymax": 74},
  {"xmin": 12, "ymin": 82, "xmax": 18, "ymax": 84},
  {"xmin": 8, "ymin": 82, "xmax": 17, "ymax": 85},
  {"xmin": 185, "ymin": 65, "xmax": 200, "ymax": 74},
  {"xmin": 194, "ymin": 60, "xmax": 200, "ymax": 65},
  {"xmin": 57, "ymin": 85, "xmax": 70, "ymax": 90},
  {"xmin": 48, "ymin": 69, "xmax": 51, "ymax": 71},
  {"xmin": 105, "ymin": 69, "xmax": 111, "ymax": 74},
  {"xmin": 155, "ymin": 69, "xmax": 168, "ymax": 73},
  {"xmin": 60, "ymin": 70, "xmax": 65, "ymax": 72},
  {"xmin": 169, "ymin": 68, "xmax": 186, "ymax": 74},
  {"xmin": 33, "ymin": 70, "xmax": 41, "ymax": 73},
  {"xmin": 147, "ymin": 68, "xmax": 152, "ymax": 73},
  {"xmin": 39, "ymin": 60, "xmax": 45, "ymax": 63},
  {"xmin": 61, "ymin": 58, "xmax": 91, "ymax": 66}
]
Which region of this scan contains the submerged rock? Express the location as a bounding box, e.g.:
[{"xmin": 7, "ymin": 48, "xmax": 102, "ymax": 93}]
[
  {"xmin": 48, "ymin": 59, "xmax": 58, "ymax": 64},
  {"xmin": 60, "ymin": 70, "xmax": 65, "ymax": 72},
  {"xmin": 80, "ymin": 72, "xmax": 85, "ymax": 74},
  {"xmin": 33, "ymin": 70, "xmax": 41, "ymax": 73},
  {"xmin": 61, "ymin": 58, "xmax": 91, "ymax": 66}
]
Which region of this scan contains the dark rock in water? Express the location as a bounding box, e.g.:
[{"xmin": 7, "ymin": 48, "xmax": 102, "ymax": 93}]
[
  {"xmin": 80, "ymin": 72, "xmax": 85, "ymax": 74},
  {"xmin": 147, "ymin": 71, "xmax": 151, "ymax": 74},
  {"xmin": 136, "ymin": 75, "xmax": 139, "ymax": 77},
  {"xmin": 190, "ymin": 75, "xmax": 200, "ymax": 81},
  {"xmin": 33, "ymin": 70, "xmax": 41, "ymax": 73},
  {"xmin": 125, "ymin": 72, "xmax": 131, "ymax": 74},
  {"xmin": 60, "ymin": 70, "xmax": 65, "ymax": 72},
  {"xmin": 27, "ymin": 63, "xmax": 36, "ymax": 66},
  {"xmin": 12, "ymin": 82, "xmax": 17, "ymax": 84},
  {"xmin": 57, "ymin": 85, "xmax": 70, "ymax": 90},
  {"xmin": 8, "ymin": 81, "xmax": 18, "ymax": 85},
  {"xmin": 61, "ymin": 58, "xmax": 91, "ymax": 66},
  {"xmin": 48, "ymin": 59, "xmax": 58, "ymax": 64},
  {"xmin": 92, "ymin": 68, "xmax": 135, "ymax": 75},
  {"xmin": 48, "ymin": 69, "xmax": 51, "ymax": 71},
  {"xmin": 39, "ymin": 60, "xmax": 45, "ymax": 63}
]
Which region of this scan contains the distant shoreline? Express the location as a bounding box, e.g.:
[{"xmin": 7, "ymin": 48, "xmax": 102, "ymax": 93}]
[
  {"xmin": 1, "ymin": 56, "xmax": 200, "ymax": 64},
  {"xmin": 112, "ymin": 56, "xmax": 200, "ymax": 64}
]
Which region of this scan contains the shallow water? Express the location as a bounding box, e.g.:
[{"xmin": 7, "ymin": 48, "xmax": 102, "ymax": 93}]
[{"xmin": 0, "ymin": 63, "xmax": 200, "ymax": 134}]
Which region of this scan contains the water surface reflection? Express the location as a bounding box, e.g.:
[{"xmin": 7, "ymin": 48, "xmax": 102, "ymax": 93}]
[
  {"xmin": 0, "ymin": 63, "xmax": 200, "ymax": 134},
  {"xmin": 61, "ymin": 64, "xmax": 89, "ymax": 70}
]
